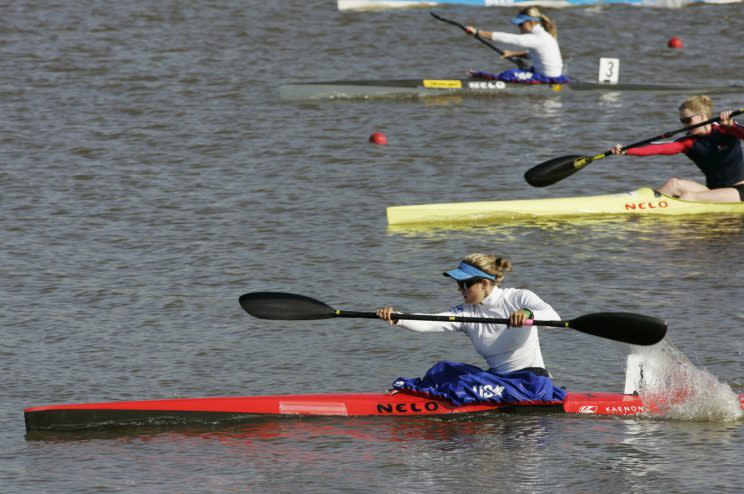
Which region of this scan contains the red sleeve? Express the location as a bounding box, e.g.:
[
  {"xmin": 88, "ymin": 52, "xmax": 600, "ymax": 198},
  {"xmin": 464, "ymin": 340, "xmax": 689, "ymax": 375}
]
[
  {"xmin": 625, "ymin": 136, "xmax": 694, "ymax": 156},
  {"xmin": 718, "ymin": 122, "xmax": 744, "ymax": 140}
]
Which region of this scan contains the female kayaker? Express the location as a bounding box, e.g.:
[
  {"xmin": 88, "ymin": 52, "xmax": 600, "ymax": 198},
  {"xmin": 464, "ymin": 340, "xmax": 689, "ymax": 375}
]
[
  {"xmin": 611, "ymin": 95, "xmax": 744, "ymax": 202},
  {"xmin": 376, "ymin": 254, "xmax": 566, "ymax": 406},
  {"xmin": 464, "ymin": 7, "xmax": 568, "ymax": 84}
]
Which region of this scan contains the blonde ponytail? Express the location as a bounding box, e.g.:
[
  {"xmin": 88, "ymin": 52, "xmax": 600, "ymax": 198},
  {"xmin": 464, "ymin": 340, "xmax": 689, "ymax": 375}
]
[
  {"xmin": 521, "ymin": 7, "xmax": 558, "ymax": 39},
  {"xmin": 462, "ymin": 254, "xmax": 513, "ymax": 284}
]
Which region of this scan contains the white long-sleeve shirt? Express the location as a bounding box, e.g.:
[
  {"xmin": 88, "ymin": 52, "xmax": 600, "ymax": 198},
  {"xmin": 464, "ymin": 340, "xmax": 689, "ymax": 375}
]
[
  {"xmin": 488, "ymin": 24, "xmax": 563, "ymax": 78},
  {"xmin": 396, "ymin": 287, "xmax": 559, "ymax": 373}
]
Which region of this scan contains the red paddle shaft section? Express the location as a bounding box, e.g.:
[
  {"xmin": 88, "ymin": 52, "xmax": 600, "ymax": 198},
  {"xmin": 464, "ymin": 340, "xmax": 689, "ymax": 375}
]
[{"xmin": 24, "ymin": 392, "xmax": 744, "ymax": 430}]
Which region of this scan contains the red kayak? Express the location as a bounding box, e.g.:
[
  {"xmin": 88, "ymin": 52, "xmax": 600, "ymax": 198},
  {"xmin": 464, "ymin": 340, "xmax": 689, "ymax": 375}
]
[{"xmin": 24, "ymin": 391, "xmax": 744, "ymax": 431}]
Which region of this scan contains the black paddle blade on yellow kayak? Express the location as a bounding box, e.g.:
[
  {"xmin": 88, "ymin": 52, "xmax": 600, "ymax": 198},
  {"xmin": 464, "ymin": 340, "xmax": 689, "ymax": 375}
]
[
  {"xmin": 568, "ymin": 312, "xmax": 667, "ymax": 346},
  {"xmin": 525, "ymin": 108, "xmax": 744, "ymax": 188},
  {"xmin": 524, "ymin": 155, "xmax": 590, "ymax": 187},
  {"xmin": 239, "ymin": 292, "xmax": 336, "ymax": 320}
]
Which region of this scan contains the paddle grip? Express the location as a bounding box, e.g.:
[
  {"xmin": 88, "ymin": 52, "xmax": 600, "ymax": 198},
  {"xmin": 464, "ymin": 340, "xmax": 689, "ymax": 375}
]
[{"xmin": 335, "ymin": 310, "xmax": 380, "ymax": 319}]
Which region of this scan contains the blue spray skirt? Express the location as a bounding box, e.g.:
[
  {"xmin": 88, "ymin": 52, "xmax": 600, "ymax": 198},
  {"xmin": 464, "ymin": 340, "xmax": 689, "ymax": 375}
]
[
  {"xmin": 470, "ymin": 69, "xmax": 570, "ymax": 85},
  {"xmin": 393, "ymin": 361, "xmax": 566, "ymax": 406}
]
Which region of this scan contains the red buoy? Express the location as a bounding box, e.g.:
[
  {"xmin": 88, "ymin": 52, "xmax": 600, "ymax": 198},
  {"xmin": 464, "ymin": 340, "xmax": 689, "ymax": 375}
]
[
  {"xmin": 369, "ymin": 132, "xmax": 388, "ymax": 145},
  {"xmin": 667, "ymin": 37, "xmax": 683, "ymax": 49}
]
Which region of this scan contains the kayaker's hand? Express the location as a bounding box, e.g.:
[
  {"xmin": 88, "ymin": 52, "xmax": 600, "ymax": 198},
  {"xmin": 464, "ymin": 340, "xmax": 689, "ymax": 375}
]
[
  {"xmin": 465, "ymin": 26, "xmax": 478, "ymax": 36},
  {"xmin": 508, "ymin": 309, "xmax": 531, "ymax": 327},
  {"xmin": 376, "ymin": 306, "xmax": 398, "ymax": 326},
  {"xmin": 720, "ymin": 111, "xmax": 733, "ymax": 127},
  {"xmin": 610, "ymin": 144, "xmax": 626, "ymax": 155}
]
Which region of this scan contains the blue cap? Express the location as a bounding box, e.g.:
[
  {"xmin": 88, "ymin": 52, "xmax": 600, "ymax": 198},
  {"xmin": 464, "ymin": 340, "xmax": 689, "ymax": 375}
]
[
  {"xmin": 510, "ymin": 14, "xmax": 540, "ymax": 25},
  {"xmin": 443, "ymin": 262, "xmax": 496, "ymax": 281}
]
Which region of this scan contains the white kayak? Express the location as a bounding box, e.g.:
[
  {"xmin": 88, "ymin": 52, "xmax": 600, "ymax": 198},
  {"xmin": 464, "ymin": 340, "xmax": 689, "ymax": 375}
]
[{"xmin": 338, "ymin": 0, "xmax": 742, "ymax": 11}]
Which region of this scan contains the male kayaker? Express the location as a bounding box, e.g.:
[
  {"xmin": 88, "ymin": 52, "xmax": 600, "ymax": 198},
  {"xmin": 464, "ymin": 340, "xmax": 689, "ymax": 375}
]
[
  {"xmin": 376, "ymin": 254, "xmax": 565, "ymax": 406},
  {"xmin": 611, "ymin": 95, "xmax": 744, "ymax": 202},
  {"xmin": 464, "ymin": 7, "xmax": 568, "ymax": 84}
]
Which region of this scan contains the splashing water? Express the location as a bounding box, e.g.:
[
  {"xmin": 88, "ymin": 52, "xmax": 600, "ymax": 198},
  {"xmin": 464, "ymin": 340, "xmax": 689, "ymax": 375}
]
[{"xmin": 624, "ymin": 342, "xmax": 743, "ymax": 422}]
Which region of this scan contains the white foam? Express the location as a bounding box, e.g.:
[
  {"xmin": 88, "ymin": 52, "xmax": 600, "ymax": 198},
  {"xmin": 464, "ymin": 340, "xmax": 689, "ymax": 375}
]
[{"xmin": 624, "ymin": 342, "xmax": 742, "ymax": 422}]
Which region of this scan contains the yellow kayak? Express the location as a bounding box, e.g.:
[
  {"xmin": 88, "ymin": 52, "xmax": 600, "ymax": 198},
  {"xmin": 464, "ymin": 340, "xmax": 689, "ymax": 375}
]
[{"xmin": 386, "ymin": 187, "xmax": 744, "ymax": 226}]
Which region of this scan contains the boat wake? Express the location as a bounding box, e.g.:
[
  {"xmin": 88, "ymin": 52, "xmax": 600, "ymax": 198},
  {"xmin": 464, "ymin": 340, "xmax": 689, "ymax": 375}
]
[{"xmin": 625, "ymin": 343, "xmax": 742, "ymax": 422}]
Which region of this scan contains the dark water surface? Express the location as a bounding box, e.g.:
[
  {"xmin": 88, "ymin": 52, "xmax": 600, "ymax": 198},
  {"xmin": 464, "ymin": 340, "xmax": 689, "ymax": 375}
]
[{"xmin": 2, "ymin": 1, "xmax": 743, "ymax": 492}]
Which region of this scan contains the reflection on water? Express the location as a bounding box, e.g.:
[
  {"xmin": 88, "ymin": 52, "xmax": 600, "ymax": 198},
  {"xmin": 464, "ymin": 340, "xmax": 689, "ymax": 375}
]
[
  {"xmin": 617, "ymin": 417, "xmax": 744, "ymax": 491},
  {"xmin": 422, "ymin": 95, "xmax": 464, "ymax": 106},
  {"xmin": 388, "ymin": 212, "xmax": 744, "ymax": 239},
  {"xmin": 598, "ymin": 91, "xmax": 623, "ymax": 108},
  {"xmin": 23, "ymin": 412, "xmax": 528, "ymax": 443},
  {"xmin": 541, "ymin": 98, "xmax": 564, "ymax": 118}
]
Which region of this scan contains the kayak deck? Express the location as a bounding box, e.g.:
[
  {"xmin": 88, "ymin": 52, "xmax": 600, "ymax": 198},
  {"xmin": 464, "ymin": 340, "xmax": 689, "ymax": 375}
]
[
  {"xmin": 279, "ymin": 79, "xmax": 744, "ymax": 101},
  {"xmin": 24, "ymin": 391, "xmax": 744, "ymax": 431},
  {"xmin": 23, "ymin": 392, "xmax": 556, "ymax": 431},
  {"xmin": 280, "ymin": 79, "xmax": 564, "ymax": 100},
  {"xmin": 386, "ymin": 187, "xmax": 744, "ymax": 226}
]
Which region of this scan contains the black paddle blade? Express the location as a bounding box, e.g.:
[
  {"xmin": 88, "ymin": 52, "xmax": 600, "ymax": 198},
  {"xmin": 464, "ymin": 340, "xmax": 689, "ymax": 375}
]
[
  {"xmin": 569, "ymin": 312, "xmax": 667, "ymax": 346},
  {"xmin": 524, "ymin": 155, "xmax": 588, "ymax": 187},
  {"xmin": 238, "ymin": 292, "xmax": 336, "ymax": 320}
]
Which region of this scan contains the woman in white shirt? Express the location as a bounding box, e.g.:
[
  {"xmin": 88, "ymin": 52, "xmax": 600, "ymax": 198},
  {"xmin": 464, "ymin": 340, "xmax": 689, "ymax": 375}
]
[
  {"xmin": 465, "ymin": 7, "xmax": 568, "ymax": 84},
  {"xmin": 376, "ymin": 254, "xmax": 565, "ymax": 405}
]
